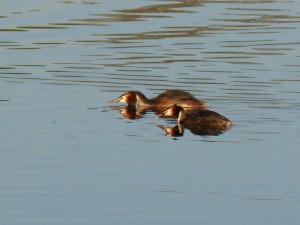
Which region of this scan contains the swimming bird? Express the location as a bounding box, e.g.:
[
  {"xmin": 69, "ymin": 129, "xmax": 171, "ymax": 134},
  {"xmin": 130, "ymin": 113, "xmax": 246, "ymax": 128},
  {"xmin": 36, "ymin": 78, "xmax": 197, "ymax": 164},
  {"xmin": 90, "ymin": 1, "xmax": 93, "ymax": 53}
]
[
  {"xmin": 109, "ymin": 90, "xmax": 207, "ymax": 109},
  {"xmin": 159, "ymin": 104, "xmax": 232, "ymax": 135}
]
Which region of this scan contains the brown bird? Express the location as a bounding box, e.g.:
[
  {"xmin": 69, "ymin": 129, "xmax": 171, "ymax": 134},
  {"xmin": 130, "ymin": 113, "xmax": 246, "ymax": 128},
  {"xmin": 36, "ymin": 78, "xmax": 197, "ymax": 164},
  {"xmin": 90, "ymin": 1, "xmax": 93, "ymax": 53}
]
[
  {"xmin": 159, "ymin": 104, "xmax": 232, "ymax": 135},
  {"xmin": 109, "ymin": 90, "xmax": 207, "ymax": 109}
]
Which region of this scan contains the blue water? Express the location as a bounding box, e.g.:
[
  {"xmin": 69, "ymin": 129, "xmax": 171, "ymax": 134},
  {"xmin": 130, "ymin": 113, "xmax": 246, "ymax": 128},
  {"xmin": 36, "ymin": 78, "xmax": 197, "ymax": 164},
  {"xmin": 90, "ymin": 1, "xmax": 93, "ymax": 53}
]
[{"xmin": 1, "ymin": 0, "xmax": 300, "ymax": 224}]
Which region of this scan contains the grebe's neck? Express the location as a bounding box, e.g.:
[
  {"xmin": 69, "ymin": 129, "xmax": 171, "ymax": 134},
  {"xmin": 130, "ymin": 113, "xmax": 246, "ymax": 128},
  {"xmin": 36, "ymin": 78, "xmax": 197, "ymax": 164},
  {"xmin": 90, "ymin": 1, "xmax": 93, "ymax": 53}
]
[
  {"xmin": 177, "ymin": 108, "xmax": 186, "ymax": 123},
  {"xmin": 135, "ymin": 92, "xmax": 153, "ymax": 107}
]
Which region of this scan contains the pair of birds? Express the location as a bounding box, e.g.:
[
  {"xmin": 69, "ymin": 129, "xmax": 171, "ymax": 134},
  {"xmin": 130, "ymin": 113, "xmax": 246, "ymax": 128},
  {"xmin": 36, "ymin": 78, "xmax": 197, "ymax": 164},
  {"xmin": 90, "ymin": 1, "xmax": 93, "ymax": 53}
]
[{"xmin": 109, "ymin": 90, "xmax": 232, "ymax": 134}]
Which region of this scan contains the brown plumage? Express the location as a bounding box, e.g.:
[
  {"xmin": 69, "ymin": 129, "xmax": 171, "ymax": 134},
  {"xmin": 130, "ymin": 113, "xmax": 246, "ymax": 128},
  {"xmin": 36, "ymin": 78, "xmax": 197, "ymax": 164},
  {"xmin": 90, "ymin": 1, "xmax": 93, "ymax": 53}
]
[
  {"xmin": 109, "ymin": 90, "xmax": 207, "ymax": 109},
  {"xmin": 159, "ymin": 104, "xmax": 232, "ymax": 135}
]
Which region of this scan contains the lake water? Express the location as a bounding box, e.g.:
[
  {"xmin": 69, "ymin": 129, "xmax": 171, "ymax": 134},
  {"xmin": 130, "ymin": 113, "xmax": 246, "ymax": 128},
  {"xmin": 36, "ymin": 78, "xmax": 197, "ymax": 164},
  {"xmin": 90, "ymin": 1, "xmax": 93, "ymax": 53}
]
[{"xmin": 1, "ymin": 0, "xmax": 300, "ymax": 224}]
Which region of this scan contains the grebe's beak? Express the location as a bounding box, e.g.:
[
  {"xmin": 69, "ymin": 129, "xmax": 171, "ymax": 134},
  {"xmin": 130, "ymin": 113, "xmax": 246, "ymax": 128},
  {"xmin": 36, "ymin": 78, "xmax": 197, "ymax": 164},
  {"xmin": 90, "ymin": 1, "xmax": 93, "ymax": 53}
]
[
  {"xmin": 156, "ymin": 110, "xmax": 167, "ymax": 118},
  {"xmin": 109, "ymin": 96, "xmax": 122, "ymax": 103},
  {"xmin": 156, "ymin": 104, "xmax": 177, "ymax": 118}
]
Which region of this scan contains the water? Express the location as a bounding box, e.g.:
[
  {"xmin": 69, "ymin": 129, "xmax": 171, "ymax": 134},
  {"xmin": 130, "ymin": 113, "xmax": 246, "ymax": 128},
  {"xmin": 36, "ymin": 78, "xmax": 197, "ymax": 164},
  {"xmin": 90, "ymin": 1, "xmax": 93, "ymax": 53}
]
[{"xmin": 1, "ymin": 0, "xmax": 300, "ymax": 224}]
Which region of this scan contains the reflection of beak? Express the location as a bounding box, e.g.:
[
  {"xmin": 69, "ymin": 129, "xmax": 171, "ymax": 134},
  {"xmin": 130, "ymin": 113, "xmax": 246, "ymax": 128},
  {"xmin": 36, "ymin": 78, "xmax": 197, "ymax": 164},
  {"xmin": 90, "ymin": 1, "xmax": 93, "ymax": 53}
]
[
  {"xmin": 156, "ymin": 124, "xmax": 166, "ymax": 131},
  {"xmin": 156, "ymin": 124, "xmax": 170, "ymax": 135},
  {"xmin": 109, "ymin": 97, "xmax": 122, "ymax": 103},
  {"xmin": 156, "ymin": 104, "xmax": 176, "ymax": 118}
]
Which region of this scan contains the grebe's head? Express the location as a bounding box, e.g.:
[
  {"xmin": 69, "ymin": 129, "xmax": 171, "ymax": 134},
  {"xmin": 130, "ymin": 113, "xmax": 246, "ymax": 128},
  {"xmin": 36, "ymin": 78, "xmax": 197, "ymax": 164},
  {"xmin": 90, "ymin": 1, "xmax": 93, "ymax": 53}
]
[
  {"xmin": 158, "ymin": 104, "xmax": 184, "ymax": 118},
  {"xmin": 109, "ymin": 91, "xmax": 137, "ymax": 106}
]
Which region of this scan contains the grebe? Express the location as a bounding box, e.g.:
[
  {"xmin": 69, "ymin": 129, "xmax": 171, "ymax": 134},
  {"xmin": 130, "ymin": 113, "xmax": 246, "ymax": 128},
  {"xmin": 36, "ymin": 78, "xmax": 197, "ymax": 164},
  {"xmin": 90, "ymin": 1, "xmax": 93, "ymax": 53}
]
[
  {"xmin": 159, "ymin": 104, "xmax": 232, "ymax": 133},
  {"xmin": 109, "ymin": 90, "xmax": 207, "ymax": 109}
]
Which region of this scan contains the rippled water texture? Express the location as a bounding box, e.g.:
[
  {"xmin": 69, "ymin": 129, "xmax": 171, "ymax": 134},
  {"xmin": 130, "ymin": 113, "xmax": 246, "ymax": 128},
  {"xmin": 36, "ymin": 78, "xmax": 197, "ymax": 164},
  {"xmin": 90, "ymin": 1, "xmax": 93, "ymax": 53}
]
[{"xmin": 1, "ymin": 0, "xmax": 300, "ymax": 224}]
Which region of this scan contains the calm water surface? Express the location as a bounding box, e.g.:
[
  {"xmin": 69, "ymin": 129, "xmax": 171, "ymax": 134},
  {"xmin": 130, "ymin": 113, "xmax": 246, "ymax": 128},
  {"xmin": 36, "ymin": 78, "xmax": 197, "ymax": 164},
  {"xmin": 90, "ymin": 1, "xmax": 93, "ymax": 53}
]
[{"xmin": 1, "ymin": 0, "xmax": 300, "ymax": 224}]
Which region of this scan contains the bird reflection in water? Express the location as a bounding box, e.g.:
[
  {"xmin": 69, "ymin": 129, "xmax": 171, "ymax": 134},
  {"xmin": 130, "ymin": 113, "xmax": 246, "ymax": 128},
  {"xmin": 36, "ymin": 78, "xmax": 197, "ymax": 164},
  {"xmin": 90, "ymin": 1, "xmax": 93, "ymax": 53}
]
[
  {"xmin": 157, "ymin": 123, "xmax": 229, "ymax": 136},
  {"xmin": 110, "ymin": 104, "xmax": 175, "ymax": 119},
  {"xmin": 157, "ymin": 124, "xmax": 184, "ymax": 137},
  {"xmin": 110, "ymin": 105, "xmax": 143, "ymax": 120}
]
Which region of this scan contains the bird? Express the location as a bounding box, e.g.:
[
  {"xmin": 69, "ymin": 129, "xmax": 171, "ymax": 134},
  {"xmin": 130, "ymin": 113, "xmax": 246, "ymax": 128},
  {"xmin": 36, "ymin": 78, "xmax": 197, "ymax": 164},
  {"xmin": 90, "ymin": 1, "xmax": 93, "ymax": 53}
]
[
  {"xmin": 159, "ymin": 104, "xmax": 232, "ymax": 135},
  {"xmin": 109, "ymin": 89, "xmax": 207, "ymax": 109}
]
